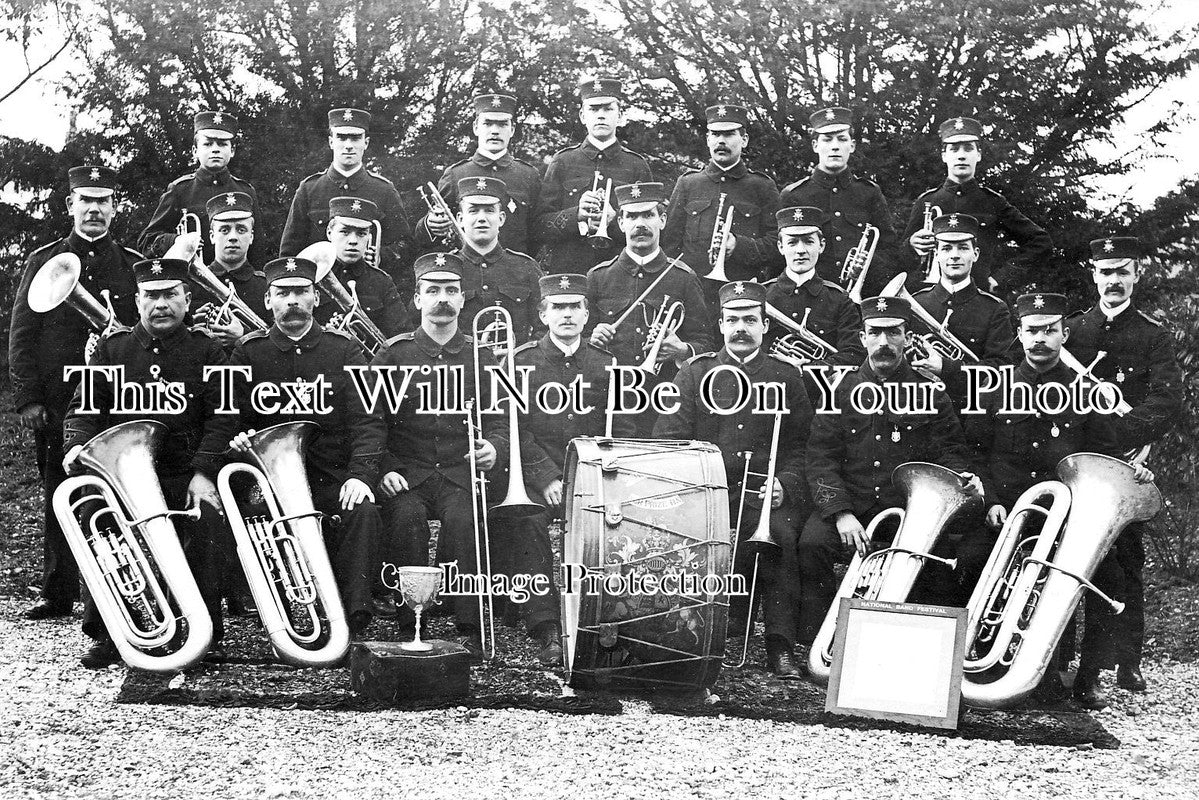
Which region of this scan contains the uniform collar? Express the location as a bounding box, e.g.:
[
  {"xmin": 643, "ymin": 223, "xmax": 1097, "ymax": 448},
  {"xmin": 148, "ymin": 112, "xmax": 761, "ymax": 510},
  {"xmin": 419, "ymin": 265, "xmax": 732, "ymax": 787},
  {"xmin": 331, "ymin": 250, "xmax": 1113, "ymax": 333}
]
[
  {"xmin": 860, "ymin": 358, "xmax": 920, "ymax": 384},
  {"xmin": 704, "ymin": 161, "xmax": 748, "ymax": 180},
  {"xmin": 327, "ymin": 164, "xmax": 364, "ymax": 182},
  {"xmin": 811, "ymin": 166, "xmax": 853, "ymax": 188},
  {"xmin": 208, "ymin": 259, "xmax": 257, "ymax": 283},
  {"xmin": 415, "ymin": 325, "xmax": 467, "ymax": 357},
  {"xmin": 719, "ymin": 346, "xmax": 764, "ymax": 372},
  {"xmin": 335, "ymin": 257, "xmax": 368, "ymax": 277},
  {"xmin": 472, "ymin": 150, "xmax": 513, "ymax": 167},
  {"xmin": 1016, "ymin": 358, "xmax": 1072, "ymax": 384},
  {"xmin": 548, "ymin": 333, "xmax": 581, "ymax": 357},
  {"xmin": 777, "ymin": 269, "xmax": 822, "ymax": 296},
  {"xmin": 268, "ymin": 321, "xmax": 324, "ymax": 351},
  {"xmin": 461, "ymin": 242, "xmax": 502, "ymax": 264},
  {"xmin": 624, "ymin": 248, "xmax": 663, "ymax": 267},
  {"xmin": 942, "ymin": 176, "xmax": 979, "ymax": 192},
  {"xmin": 928, "ymin": 280, "xmax": 978, "ymax": 303},
  {"xmin": 195, "ymin": 164, "xmax": 231, "ymax": 183},
  {"xmin": 585, "ymin": 136, "xmax": 618, "ymax": 154},
  {"xmin": 1100, "ymin": 299, "xmax": 1131, "ymax": 321},
  {"xmin": 68, "ymin": 231, "xmax": 110, "ymax": 250},
  {"xmin": 132, "ymin": 321, "xmax": 189, "ymax": 351}
]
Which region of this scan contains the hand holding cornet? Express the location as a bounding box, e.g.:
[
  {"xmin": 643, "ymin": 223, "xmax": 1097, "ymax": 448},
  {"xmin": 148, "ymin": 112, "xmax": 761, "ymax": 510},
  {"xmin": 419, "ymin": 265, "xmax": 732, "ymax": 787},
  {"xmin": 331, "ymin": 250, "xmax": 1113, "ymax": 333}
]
[
  {"xmin": 426, "ymin": 205, "xmax": 454, "ymax": 237},
  {"xmin": 173, "ymin": 231, "xmax": 202, "ymax": 259},
  {"xmin": 910, "ymin": 344, "xmax": 945, "ymax": 375},
  {"xmin": 578, "ymin": 187, "xmax": 605, "ymax": 223},
  {"xmin": 909, "ymin": 228, "xmax": 935, "ymax": 256},
  {"xmin": 655, "ymin": 331, "xmax": 690, "ymax": 364}
]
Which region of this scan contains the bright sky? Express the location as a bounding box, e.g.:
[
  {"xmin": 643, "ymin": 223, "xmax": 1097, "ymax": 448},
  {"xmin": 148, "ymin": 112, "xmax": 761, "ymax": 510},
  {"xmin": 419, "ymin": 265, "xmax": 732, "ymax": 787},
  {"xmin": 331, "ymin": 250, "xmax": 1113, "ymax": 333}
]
[{"xmin": 1, "ymin": 2, "xmax": 1197, "ymax": 211}]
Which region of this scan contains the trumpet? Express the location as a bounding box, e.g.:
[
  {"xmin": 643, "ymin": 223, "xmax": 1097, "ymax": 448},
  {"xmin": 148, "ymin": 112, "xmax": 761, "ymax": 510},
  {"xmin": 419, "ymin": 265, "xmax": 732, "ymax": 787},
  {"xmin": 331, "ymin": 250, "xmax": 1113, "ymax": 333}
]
[
  {"xmin": 176, "ymin": 210, "xmax": 202, "ymax": 238},
  {"xmin": 919, "ymin": 203, "xmax": 944, "ymax": 284},
  {"xmin": 368, "ymin": 219, "xmax": 383, "ymax": 270},
  {"xmin": 807, "ymin": 462, "xmax": 982, "ymax": 683},
  {"xmin": 418, "ymin": 182, "xmax": 467, "ymax": 245},
  {"xmin": 961, "ymin": 453, "xmax": 1161, "ymax": 708},
  {"xmin": 839, "ymin": 224, "xmax": 879, "ymax": 304},
  {"xmin": 299, "ymin": 241, "xmax": 388, "ymax": 356},
  {"xmin": 188, "ymin": 260, "xmax": 270, "ymax": 334},
  {"xmin": 1058, "ymin": 347, "xmax": 1132, "ymax": 415},
  {"xmin": 705, "ymin": 195, "xmax": 734, "ymax": 282},
  {"xmin": 54, "ymin": 420, "xmax": 212, "ymax": 672},
  {"xmin": 28, "ymin": 253, "xmax": 120, "ymax": 335},
  {"xmin": 587, "ymin": 172, "xmax": 615, "ymax": 249},
  {"xmin": 638, "ymin": 295, "xmax": 686, "ymax": 374},
  {"xmin": 880, "ymin": 272, "xmax": 979, "ymax": 363},
  {"xmin": 765, "ymin": 304, "xmax": 838, "ymax": 368},
  {"xmin": 216, "ymin": 422, "xmax": 350, "ymax": 667}
]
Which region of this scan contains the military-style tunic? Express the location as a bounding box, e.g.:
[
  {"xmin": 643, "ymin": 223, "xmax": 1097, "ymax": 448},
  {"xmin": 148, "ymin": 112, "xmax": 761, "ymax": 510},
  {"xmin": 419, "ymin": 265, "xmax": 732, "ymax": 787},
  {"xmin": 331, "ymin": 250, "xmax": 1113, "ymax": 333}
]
[
  {"xmin": 911, "ymin": 281, "xmax": 1015, "ymax": 408},
  {"xmin": 762, "ymin": 272, "xmax": 865, "ymax": 367},
  {"xmin": 536, "ymin": 140, "xmax": 653, "ymax": 274},
  {"xmin": 901, "ymin": 178, "xmax": 1051, "ymax": 292},
  {"xmin": 662, "ymin": 161, "xmax": 781, "ymax": 282},
  {"xmin": 779, "ymin": 168, "xmax": 899, "ymax": 293},
  {"xmin": 312, "ymin": 257, "xmax": 408, "ymax": 343},
  {"xmin": 138, "ymin": 168, "xmax": 261, "ymax": 263},
  {"xmin": 457, "ymin": 244, "xmax": 544, "ymax": 345},
  {"xmin": 415, "ymin": 152, "xmax": 542, "ymax": 256}
]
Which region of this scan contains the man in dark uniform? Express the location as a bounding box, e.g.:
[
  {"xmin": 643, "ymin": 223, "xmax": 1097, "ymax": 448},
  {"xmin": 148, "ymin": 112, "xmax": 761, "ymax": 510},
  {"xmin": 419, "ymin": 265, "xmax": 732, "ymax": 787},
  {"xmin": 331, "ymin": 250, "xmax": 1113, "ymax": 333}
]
[
  {"xmin": 10, "ymin": 166, "xmax": 140, "ymax": 619},
  {"xmin": 536, "ymin": 76, "xmax": 654, "ymax": 275},
  {"xmin": 654, "ymin": 280, "xmax": 814, "ymax": 677},
  {"xmin": 61, "ymin": 257, "xmax": 227, "ymax": 667},
  {"xmin": 966, "ymin": 293, "xmax": 1153, "ymax": 709},
  {"xmin": 138, "ymin": 111, "xmax": 262, "ymax": 264},
  {"xmin": 184, "ymin": 191, "xmax": 271, "ymax": 349},
  {"xmin": 798, "ymin": 295, "xmax": 979, "ymax": 652},
  {"xmin": 778, "ymin": 107, "xmax": 898, "ymax": 294},
  {"xmin": 279, "ymin": 108, "xmax": 413, "ymax": 289},
  {"xmin": 909, "ymin": 212, "xmax": 1015, "ymax": 410},
  {"xmin": 903, "ymin": 117, "xmax": 1051, "ymax": 294},
  {"xmin": 1065, "ymin": 237, "xmax": 1182, "ymax": 694},
  {"xmin": 313, "ymin": 196, "xmax": 407, "ymax": 342},
  {"xmin": 587, "ymin": 182, "xmax": 713, "ymax": 437},
  {"xmin": 194, "ymin": 256, "xmax": 387, "ymax": 637},
  {"xmin": 763, "ymin": 206, "xmax": 864, "ymax": 371},
  {"xmin": 371, "ymin": 252, "xmax": 509, "ymax": 658},
  {"xmin": 663, "ymin": 103, "xmax": 781, "ymax": 316},
  {"xmin": 417, "ymin": 93, "xmax": 542, "ymax": 257}
]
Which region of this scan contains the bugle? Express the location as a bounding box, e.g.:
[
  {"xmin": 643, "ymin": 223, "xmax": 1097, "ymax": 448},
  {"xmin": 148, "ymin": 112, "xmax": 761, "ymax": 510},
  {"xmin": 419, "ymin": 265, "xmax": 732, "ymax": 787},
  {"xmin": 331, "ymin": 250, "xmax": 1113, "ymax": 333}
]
[
  {"xmin": 961, "ymin": 453, "xmax": 1160, "ymax": 708},
  {"xmin": 705, "ymin": 196, "xmax": 734, "ymax": 282},
  {"xmin": 880, "ymin": 272, "xmax": 980, "ymax": 363},
  {"xmin": 299, "ymin": 241, "xmax": 388, "ymax": 356},
  {"xmin": 919, "ymin": 203, "xmax": 943, "ymax": 284},
  {"xmin": 840, "ymin": 224, "xmax": 879, "ymax": 304},
  {"xmin": 765, "ymin": 304, "xmax": 838, "ymax": 368},
  {"xmin": 418, "ymin": 182, "xmax": 467, "ymax": 245},
  {"xmin": 807, "ymin": 462, "xmax": 982, "ymax": 683},
  {"xmin": 216, "ymin": 422, "xmax": 350, "ymax": 667},
  {"xmin": 54, "ymin": 420, "xmax": 212, "ymax": 672},
  {"xmin": 28, "ymin": 253, "xmax": 119, "ymax": 334}
]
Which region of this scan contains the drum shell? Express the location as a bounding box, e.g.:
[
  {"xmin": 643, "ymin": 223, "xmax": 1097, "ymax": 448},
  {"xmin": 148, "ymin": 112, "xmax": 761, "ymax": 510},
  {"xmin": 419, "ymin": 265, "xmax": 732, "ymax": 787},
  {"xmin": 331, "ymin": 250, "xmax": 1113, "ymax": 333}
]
[{"xmin": 562, "ymin": 438, "xmax": 731, "ymax": 690}]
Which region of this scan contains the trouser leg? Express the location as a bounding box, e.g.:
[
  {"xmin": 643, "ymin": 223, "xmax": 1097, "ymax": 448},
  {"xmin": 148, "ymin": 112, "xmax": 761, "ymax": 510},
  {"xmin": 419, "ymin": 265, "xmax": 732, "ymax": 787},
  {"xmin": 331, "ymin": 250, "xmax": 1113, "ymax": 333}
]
[
  {"xmin": 1080, "ymin": 550, "xmax": 1123, "ymax": 672},
  {"xmin": 427, "ymin": 476, "xmax": 484, "ymax": 631},
  {"xmin": 1114, "ymin": 524, "xmax": 1145, "ymax": 668},
  {"xmin": 755, "ymin": 505, "xmax": 801, "ymax": 648},
  {"xmin": 36, "ymin": 425, "xmax": 79, "ymax": 604},
  {"xmin": 489, "ymin": 511, "xmax": 559, "ymax": 634},
  {"xmin": 311, "ymin": 482, "xmax": 381, "ymax": 620},
  {"xmin": 796, "ymin": 512, "xmax": 843, "ymax": 646}
]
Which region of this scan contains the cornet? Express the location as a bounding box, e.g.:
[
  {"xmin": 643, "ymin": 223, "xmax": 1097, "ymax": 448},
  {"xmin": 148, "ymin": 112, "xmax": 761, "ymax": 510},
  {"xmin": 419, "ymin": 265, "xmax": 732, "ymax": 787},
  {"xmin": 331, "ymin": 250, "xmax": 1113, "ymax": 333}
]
[
  {"xmin": 704, "ymin": 194, "xmax": 734, "ymax": 282},
  {"xmin": 418, "ymin": 182, "xmax": 467, "ymax": 245},
  {"xmin": 919, "ymin": 203, "xmax": 944, "ymax": 284},
  {"xmin": 839, "ymin": 224, "xmax": 879, "ymax": 304},
  {"xmin": 587, "ymin": 172, "xmax": 615, "ymax": 249},
  {"xmin": 299, "ymin": 241, "xmax": 389, "ymax": 356},
  {"xmin": 176, "ymin": 210, "xmax": 202, "ymax": 238},
  {"xmin": 765, "ymin": 304, "xmax": 838, "ymax": 368},
  {"xmin": 638, "ymin": 295, "xmax": 686, "ymax": 374},
  {"xmin": 880, "ymin": 272, "xmax": 979, "ymax": 363}
]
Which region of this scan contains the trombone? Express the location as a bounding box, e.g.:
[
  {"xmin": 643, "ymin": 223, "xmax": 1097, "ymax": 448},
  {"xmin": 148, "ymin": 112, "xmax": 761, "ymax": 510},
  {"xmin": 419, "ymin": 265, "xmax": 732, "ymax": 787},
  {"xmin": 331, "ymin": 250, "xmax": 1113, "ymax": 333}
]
[
  {"xmin": 705, "ymin": 194, "xmax": 734, "ymax": 282},
  {"xmin": 919, "ymin": 203, "xmax": 944, "ymax": 284},
  {"xmin": 298, "ymin": 241, "xmax": 389, "ymax": 356},
  {"xmin": 839, "ymin": 224, "xmax": 879, "ymax": 304},
  {"xmin": 587, "ymin": 172, "xmax": 615, "ymax": 249},
  {"xmin": 418, "ymin": 182, "xmax": 467, "ymax": 246},
  {"xmin": 880, "ymin": 272, "xmax": 979, "ymax": 363},
  {"xmin": 765, "ymin": 304, "xmax": 838, "ymax": 369}
]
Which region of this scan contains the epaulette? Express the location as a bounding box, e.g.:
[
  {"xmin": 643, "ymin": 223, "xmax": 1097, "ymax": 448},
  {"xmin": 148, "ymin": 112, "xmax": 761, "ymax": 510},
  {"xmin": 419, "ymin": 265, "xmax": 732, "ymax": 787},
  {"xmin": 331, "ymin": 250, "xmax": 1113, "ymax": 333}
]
[
  {"xmin": 300, "ymin": 171, "xmax": 325, "ymax": 184},
  {"xmin": 762, "ymin": 275, "xmax": 780, "ymax": 287},
  {"xmin": 512, "ymin": 156, "xmax": 539, "ymax": 170},
  {"xmin": 623, "ymin": 145, "xmax": 649, "ymax": 161},
  {"xmin": 550, "ymin": 143, "xmax": 582, "ymax": 157},
  {"xmin": 30, "ymin": 239, "xmax": 62, "ymax": 257},
  {"xmin": 100, "ymin": 325, "xmax": 133, "ymax": 341},
  {"xmin": 821, "ymin": 279, "xmax": 846, "ymax": 293},
  {"xmin": 669, "ymin": 259, "xmax": 697, "ymax": 275},
  {"xmin": 980, "ymin": 185, "xmax": 1008, "ymax": 200},
  {"xmin": 1066, "ymin": 309, "xmax": 1085, "ymax": 321},
  {"xmin": 977, "ymin": 288, "xmax": 1006, "ymax": 304},
  {"xmin": 229, "ymin": 172, "xmax": 254, "ymax": 187},
  {"xmin": 122, "ymin": 245, "xmax": 144, "ymax": 259},
  {"xmin": 686, "ymin": 351, "xmax": 718, "ymax": 366},
  {"xmin": 911, "ymin": 285, "xmax": 934, "ymax": 296},
  {"xmin": 168, "ymin": 173, "xmax": 196, "ymax": 187},
  {"xmin": 384, "ymin": 331, "xmax": 416, "ymax": 346},
  {"xmin": 781, "ymin": 176, "xmax": 810, "ymax": 193},
  {"xmin": 512, "ymin": 340, "xmax": 539, "ymax": 356},
  {"xmin": 361, "ymin": 262, "xmax": 393, "ymax": 280},
  {"xmin": 855, "ymin": 174, "xmax": 881, "ymax": 188},
  {"xmin": 501, "ymin": 247, "xmax": 540, "ymax": 266},
  {"xmin": 367, "ymin": 169, "xmax": 395, "ymax": 186},
  {"xmin": 585, "ymin": 342, "xmax": 616, "ymax": 359},
  {"xmin": 1137, "ymin": 309, "xmax": 1165, "ymax": 327},
  {"xmin": 447, "ymin": 156, "xmax": 471, "ymax": 170},
  {"xmin": 187, "ymin": 325, "xmax": 215, "ymax": 338},
  {"xmin": 587, "ymin": 256, "xmax": 619, "ymax": 275},
  {"xmin": 323, "ymin": 327, "xmax": 355, "ymax": 341},
  {"xmin": 747, "ymin": 167, "xmax": 778, "ymax": 186},
  {"xmin": 916, "ymin": 186, "xmax": 938, "ymax": 198},
  {"xmin": 239, "ymin": 329, "xmax": 270, "ymax": 343}
]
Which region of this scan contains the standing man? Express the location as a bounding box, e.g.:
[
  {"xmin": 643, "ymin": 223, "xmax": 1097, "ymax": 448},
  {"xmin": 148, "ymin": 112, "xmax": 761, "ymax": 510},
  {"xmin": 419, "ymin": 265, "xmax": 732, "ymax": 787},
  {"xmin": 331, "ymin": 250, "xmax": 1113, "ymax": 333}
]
[
  {"xmin": 763, "ymin": 206, "xmax": 864, "ymax": 370},
  {"xmin": 10, "ymin": 166, "xmax": 139, "ymax": 619},
  {"xmin": 371, "ymin": 253, "xmax": 509, "ymax": 658},
  {"xmin": 279, "ymin": 108, "xmax": 413, "ymax": 290},
  {"xmin": 903, "ymin": 117, "xmax": 1051, "ymax": 294},
  {"xmin": 663, "ymin": 103, "xmax": 781, "ymax": 315},
  {"xmin": 61, "ymin": 257, "xmax": 228, "ymax": 667},
  {"xmin": 194, "ymin": 256, "xmax": 388, "ymax": 637},
  {"xmin": 417, "ymin": 93, "xmax": 542, "ymax": 257},
  {"xmin": 536, "ymin": 77, "xmax": 653, "ymax": 275},
  {"xmin": 798, "ymin": 295, "xmax": 978, "ymax": 652},
  {"xmin": 314, "ymin": 197, "xmax": 408, "ymax": 340},
  {"xmin": 654, "ymin": 280, "xmax": 814, "ymax": 677},
  {"xmin": 1065, "ymin": 237, "xmax": 1182, "ymax": 694},
  {"xmin": 909, "ymin": 212, "xmax": 1015, "ymax": 410},
  {"xmin": 139, "ymin": 111, "xmax": 262, "ymax": 264},
  {"xmin": 778, "ymin": 107, "xmax": 898, "ymax": 294},
  {"xmin": 587, "ymin": 182, "xmax": 713, "ymax": 437}
]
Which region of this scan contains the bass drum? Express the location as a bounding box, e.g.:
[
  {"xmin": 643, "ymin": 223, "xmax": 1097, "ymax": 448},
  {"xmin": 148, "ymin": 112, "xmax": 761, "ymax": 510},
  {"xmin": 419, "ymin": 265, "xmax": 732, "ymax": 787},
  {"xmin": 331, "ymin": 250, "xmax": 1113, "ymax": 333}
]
[{"xmin": 561, "ymin": 438, "xmax": 731, "ymax": 690}]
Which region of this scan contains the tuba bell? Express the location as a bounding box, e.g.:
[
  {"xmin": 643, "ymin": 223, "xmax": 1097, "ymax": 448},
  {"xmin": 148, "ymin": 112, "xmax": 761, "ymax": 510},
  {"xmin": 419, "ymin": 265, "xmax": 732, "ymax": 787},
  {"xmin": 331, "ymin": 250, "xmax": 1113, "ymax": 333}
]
[
  {"xmin": 53, "ymin": 420, "xmax": 213, "ymax": 672},
  {"xmin": 960, "ymin": 453, "xmax": 1160, "ymax": 708},
  {"xmin": 216, "ymin": 422, "xmax": 350, "ymax": 667},
  {"xmin": 807, "ymin": 462, "xmax": 982, "ymax": 683},
  {"xmin": 298, "ymin": 241, "xmax": 389, "ymax": 356},
  {"xmin": 28, "ymin": 253, "xmax": 119, "ymax": 334}
]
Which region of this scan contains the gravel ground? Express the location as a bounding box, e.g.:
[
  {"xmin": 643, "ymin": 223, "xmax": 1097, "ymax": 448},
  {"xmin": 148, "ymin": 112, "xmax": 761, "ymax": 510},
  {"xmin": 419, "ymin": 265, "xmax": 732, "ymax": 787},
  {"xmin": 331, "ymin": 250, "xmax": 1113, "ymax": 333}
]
[{"xmin": 3, "ymin": 596, "xmax": 1197, "ymax": 800}]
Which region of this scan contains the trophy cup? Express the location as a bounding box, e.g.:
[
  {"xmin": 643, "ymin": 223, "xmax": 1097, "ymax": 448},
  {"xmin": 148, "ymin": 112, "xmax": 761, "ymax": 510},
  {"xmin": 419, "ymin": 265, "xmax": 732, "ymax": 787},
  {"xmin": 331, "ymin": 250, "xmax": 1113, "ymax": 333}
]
[{"xmin": 397, "ymin": 566, "xmax": 443, "ymax": 652}]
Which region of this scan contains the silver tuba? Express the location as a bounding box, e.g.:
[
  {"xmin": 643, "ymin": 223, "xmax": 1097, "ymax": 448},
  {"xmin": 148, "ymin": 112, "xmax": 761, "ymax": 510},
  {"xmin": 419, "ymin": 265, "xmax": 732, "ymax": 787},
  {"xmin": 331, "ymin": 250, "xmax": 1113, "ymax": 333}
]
[
  {"xmin": 807, "ymin": 462, "xmax": 982, "ymax": 683},
  {"xmin": 216, "ymin": 422, "xmax": 350, "ymax": 667},
  {"xmin": 28, "ymin": 252, "xmax": 120, "ymax": 334},
  {"xmin": 961, "ymin": 453, "xmax": 1160, "ymax": 708},
  {"xmin": 53, "ymin": 421, "xmax": 212, "ymax": 672}
]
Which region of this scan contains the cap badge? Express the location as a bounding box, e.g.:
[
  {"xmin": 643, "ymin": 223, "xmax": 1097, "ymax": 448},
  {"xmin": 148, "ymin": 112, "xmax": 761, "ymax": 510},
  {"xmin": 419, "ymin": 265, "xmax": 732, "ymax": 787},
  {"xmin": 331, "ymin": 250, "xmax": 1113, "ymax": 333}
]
[
  {"xmin": 716, "ymin": 105, "xmax": 727, "ymax": 117},
  {"xmin": 630, "ymin": 185, "xmax": 642, "ymax": 198},
  {"xmin": 793, "ymin": 209, "xmax": 805, "ymax": 221},
  {"xmin": 475, "ymin": 178, "xmax": 488, "ymax": 191},
  {"xmin": 435, "ymin": 254, "xmax": 447, "ymax": 267},
  {"xmin": 559, "ymin": 276, "xmax": 571, "ymax": 290},
  {"xmin": 490, "ymin": 96, "xmax": 501, "ymax": 107},
  {"xmin": 350, "ymin": 199, "xmax": 362, "ymax": 212},
  {"xmin": 876, "ymin": 299, "xmax": 888, "ymax": 312},
  {"xmin": 953, "ymin": 118, "xmax": 964, "ymax": 130},
  {"xmin": 150, "ymin": 260, "xmax": 163, "ymax": 274},
  {"xmin": 213, "ymin": 113, "xmax": 224, "ymax": 125},
  {"xmin": 592, "ymin": 79, "xmax": 603, "ymax": 92},
  {"xmin": 89, "ymin": 168, "xmax": 101, "ymax": 181},
  {"xmin": 1103, "ymin": 239, "xmax": 1115, "ymax": 253},
  {"xmin": 824, "ymin": 109, "xmax": 836, "ymax": 121},
  {"xmin": 225, "ymin": 193, "xmax": 236, "ymax": 205},
  {"xmin": 948, "ymin": 214, "xmax": 960, "ymax": 227},
  {"xmin": 1033, "ymin": 295, "xmax": 1045, "ymax": 308},
  {"xmin": 285, "ymin": 259, "xmax": 297, "ymax": 272},
  {"xmin": 733, "ymin": 282, "xmax": 745, "ymax": 295},
  {"xmin": 342, "ymin": 109, "xmax": 354, "ymax": 121}
]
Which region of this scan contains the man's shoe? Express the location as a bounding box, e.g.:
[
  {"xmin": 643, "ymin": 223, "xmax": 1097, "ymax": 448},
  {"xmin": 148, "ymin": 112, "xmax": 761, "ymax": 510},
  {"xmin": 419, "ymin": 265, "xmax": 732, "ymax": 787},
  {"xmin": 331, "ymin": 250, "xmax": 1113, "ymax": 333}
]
[
  {"xmin": 226, "ymin": 596, "xmax": 255, "ymax": 617},
  {"xmin": 204, "ymin": 644, "xmax": 227, "ymax": 663},
  {"xmin": 1117, "ymin": 665, "xmax": 1147, "ymax": 692},
  {"xmin": 765, "ymin": 638, "xmax": 802, "ymax": 680},
  {"xmin": 532, "ymin": 624, "xmax": 562, "ymax": 667},
  {"xmin": 80, "ymin": 640, "xmax": 120, "ymax": 669},
  {"xmin": 456, "ymin": 632, "xmax": 484, "ymax": 662},
  {"xmin": 24, "ymin": 599, "xmax": 73, "ymax": 620},
  {"xmin": 1072, "ymin": 669, "xmax": 1109, "ymax": 710}
]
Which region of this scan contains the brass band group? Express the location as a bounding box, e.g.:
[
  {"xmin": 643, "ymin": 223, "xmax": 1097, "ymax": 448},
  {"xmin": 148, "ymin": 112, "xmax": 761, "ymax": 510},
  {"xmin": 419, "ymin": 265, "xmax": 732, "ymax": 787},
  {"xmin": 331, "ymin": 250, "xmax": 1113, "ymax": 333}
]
[{"xmin": 9, "ymin": 75, "xmax": 1181, "ymax": 712}]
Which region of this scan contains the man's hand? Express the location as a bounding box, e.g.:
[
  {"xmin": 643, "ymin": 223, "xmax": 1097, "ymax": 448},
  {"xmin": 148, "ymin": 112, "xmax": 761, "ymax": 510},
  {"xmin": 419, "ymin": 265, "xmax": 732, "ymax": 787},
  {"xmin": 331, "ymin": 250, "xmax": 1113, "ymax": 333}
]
[
  {"xmin": 206, "ymin": 314, "xmax": 246, "ymax": 347},
  {"xmin": 469, "ymin": 438, "xmax": 498, "ymax": 472},
  {"xmin": 577, "ymin": 188, "xmax": 605, "ymax": 224},
  {"xmin": 1132, "ymin": 463, "xmax": 1155, "ymax": 484},
  {"xmin": 378, "ymin": 471, "xmax": 410, "ymax": 499},
  {"xmin": 911, "ymin": 344, "xmax": 944, "ymax": 376},
  {"xmin": 986, "ymin": 503, "xmax": 1008, "ymax": 530},
  {"xmin": 756, "ymin": 478, "xmax": 784, "ymax": 510},
  {"xmin": 62, "ymin": 444, "xmax": 85, "ymax": 476},
  {"xmin": 723, "ymin": 232, "xmax": 737, "ymax": 256},
  {"xmin": 542, "ymin": 478, "xmax": 564, "ymax": 508},
  {"xmin": 340, "ymin": 477, "xmax": 375, "ymax": 511},
  {"xmin": 960, "ymin": 471, "xmax": 984, "ymax": 499},
  {"xmin": 590, "ymin": 322, "xmax": 617, "ymax": 348},
  {"xmin": 426, "ymin": 207, "xmax": 453, "ymax": 238},
  {"xmin": 909, "ymin": 229, "xmax": 935, "ymax": 256},
  {"xmin": 19, "ymin": 403, "xmax": 48, "ymax": 432},
  {"xmin": 229, "ymin": 430, "xmax": 256, "ymax": 454},
  {"xmin": 187, "ymin": 472, "xmax": 222, "ymax": 512},
  {"xmin": 835, "ymin": 512, "xmax": 869, "ymax": 556},
  {"xmin": 657, "ymin": 332, "xmax": 691, "ymax": 364},
  {"xmin": 173, "ymin": 231, "xmax": 202, "ymax": 259}
]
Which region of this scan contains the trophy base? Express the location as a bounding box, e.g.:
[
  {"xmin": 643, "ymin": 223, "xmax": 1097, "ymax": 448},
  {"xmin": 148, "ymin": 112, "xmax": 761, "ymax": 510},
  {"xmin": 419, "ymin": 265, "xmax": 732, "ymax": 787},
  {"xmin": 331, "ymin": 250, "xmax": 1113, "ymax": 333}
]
[
  {"xmin": 399, "ymin": 640, "xmax": 434, "ymax": 652},
  {"xmin": 350, "ymin": 640, "xmax": 470, "ymax": 703}
]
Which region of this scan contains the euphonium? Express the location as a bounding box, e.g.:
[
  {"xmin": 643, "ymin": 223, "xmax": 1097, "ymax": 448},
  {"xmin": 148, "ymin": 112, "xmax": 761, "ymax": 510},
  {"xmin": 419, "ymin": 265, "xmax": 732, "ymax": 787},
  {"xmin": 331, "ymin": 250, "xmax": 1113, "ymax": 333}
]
[
  {"xmin": 704, "ymin": 195, "xmax": 735, "ymax": 282},
  {"xmin": 188, "ymin": 260, "xmax": 270, "ymax": 333},
  {"xmin": 961, "ymin": 453, "xmax": 1160, "ymax": 708},
  {"xmin": 807, "ymin": 462, "xmax": 982, "ymax": 683},
  {"xmin": 638, "ymin": 295, "xmax": 686, "ymax": 374},
  {"xmin": 765, "ymin": 304, "xmax": 838, "ymax": 368},
  {"xmin": 839, "ymin": 224, "xmax": 879, "ymax": 304},
  {"xmin": 418, "ymin": 182, "xmax": 467, "ymax": 245},
  {"xmin": 53, "ymin": 420, "xmax": 212, "ymax": 672},
  {"xmin": 216, "ymin": 422, "xmax": 350, "ymax": 667},
  {"xmin": 299, "ymin": 241, "xmax": 388, "ymax": 356},
  {"xmin": 880, "ymin": 272, "xmax": 979, "ymax": 362},
  {"xmin": 28, "ymin": 253, "xmax": 119, "ymax": 333}
]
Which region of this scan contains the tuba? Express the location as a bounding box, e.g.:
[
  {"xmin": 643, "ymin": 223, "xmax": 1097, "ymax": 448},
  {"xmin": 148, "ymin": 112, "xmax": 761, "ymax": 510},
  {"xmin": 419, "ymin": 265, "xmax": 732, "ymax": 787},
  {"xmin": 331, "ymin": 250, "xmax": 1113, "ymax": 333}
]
[
  {"xmin": 839, "ymin": 224, "xmax": 879, "ymax": 304},
  {"xmin": 299, "ymin": 241, "xmax": 388, "ymax": 356},
  {"xmin": 216, "ymin": 422, "xmax": 350, "ymax": 667},
  {"xmin": 880, "ymin": 272, "xmax": 979, "ymax": 363},
  {"xmin": 28, "ymin": 253, "xmax": 120, "ymax": 334},
  {"xmin": 807, "ymin": 462, "xmax": 982, "ymax": 683},
  {"xmin": 961, "ymin": 453, "xmax": 1160, "ymax": 708},
  {"xmin": 765, "ymin": 304, "xmax": 838, "ymax": 368},
  {"xmin": 53, "ymin": 421, "xmax": 212, "ymax": 672},
  {"xmin": 704, "ymin": 195, "xmax": 734, "ymax": 282}
]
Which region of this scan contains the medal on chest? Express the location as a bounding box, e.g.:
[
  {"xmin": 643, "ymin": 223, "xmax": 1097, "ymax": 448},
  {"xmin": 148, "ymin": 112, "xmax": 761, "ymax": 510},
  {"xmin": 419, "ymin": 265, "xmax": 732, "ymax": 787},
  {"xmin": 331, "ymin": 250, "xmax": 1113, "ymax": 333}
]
[
  {"xmin": 1115, "ymin": 368, "xmax": 1125, "ymax": 384},
  {"xmin": 891, "ymin": 428, "xmax": 901, "ymax": 443},
  {"xmin": 1050, "ymin": 423, "xmax": 1060, "ymax": 438}
]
